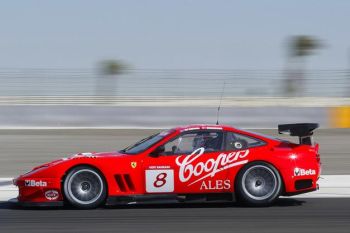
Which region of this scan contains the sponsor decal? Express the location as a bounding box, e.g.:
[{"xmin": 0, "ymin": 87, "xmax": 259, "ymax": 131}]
[
  {"xmin": 148, "ymin": 165, "xmax": 171, "ymax": 169},
  {"xmin": 182, "ymin": 127, "xmax": 200, "ymax": 132},
  {"xmin": 294, "ymin": 168, "xmax": 316, "ymax": 176},
  {"xmin": 45, "ymin": 190, "xmax": 59, "ymax": 200},
  {"xmin": 204, "ymin": 126, "xmax": 223, "ymax": 130},
  {"xmin": 24, "ymin": 180, "xmax": 47, "ymax": 187},
  {"xmin": 176, "ymin": 147, "xmax": 249, "ymax": 186},
  {"xmin": 200, "ymin": 179, "xmax": 231, "ymax": 190},
  {"xmin": 145, "ymin": 169, "xmax": 174, "ymax": 193},
  {"xmin": 131, "ymin": 162, "xmax": 137, "ymax": 169}
]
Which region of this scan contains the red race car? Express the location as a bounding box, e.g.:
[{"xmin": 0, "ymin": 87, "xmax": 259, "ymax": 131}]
[{"xmin": 13, "ymin": 123, "xmax": 321, "ymax": 209}]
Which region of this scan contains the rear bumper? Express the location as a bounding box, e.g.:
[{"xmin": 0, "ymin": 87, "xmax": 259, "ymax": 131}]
[
  {"xmin": 283, "ymin": 177, "xmax": 319, "ymax": 196},
  {"xmin": 283, "ymin": 187, "xmax": 317, "ymax": 196}
]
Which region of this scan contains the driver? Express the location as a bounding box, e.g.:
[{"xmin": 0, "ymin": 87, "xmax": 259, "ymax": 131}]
[{"xmin": 192, "ymin": 132, "xmax": 212, "ymax": 150}]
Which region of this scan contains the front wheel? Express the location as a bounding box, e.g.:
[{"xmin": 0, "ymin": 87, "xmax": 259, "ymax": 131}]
[
  {"xmin": 63, "ymin": 166, "xmax": 107, "ymax": 209},
  {"xmin": 235, "ymin": 162, "xmax": 282, "ymax": 206}
]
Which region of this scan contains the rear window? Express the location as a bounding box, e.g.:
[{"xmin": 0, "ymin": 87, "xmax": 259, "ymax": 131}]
[
  {"xmin": 225, "ymin": 132, "xmax": 265, "ymax": 150},
  {"xmin": 239, "ymin": 129, "xmax": 283, "ymax": 141}
]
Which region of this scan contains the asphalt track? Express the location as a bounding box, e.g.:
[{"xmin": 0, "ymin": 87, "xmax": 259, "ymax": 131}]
[
  {"xmin": 1, "ymin": 129, "xmax": 350, "ymax": 233},
  {"xmin": 0, "ymin": 198, "xmax": 350, "ymax": 233},
  {"xmin": 0, "ymin": 128, "xmax": 349, "ymax": 176}
]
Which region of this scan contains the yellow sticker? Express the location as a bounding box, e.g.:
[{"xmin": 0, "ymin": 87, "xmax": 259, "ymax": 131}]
[{"xmin": 131, "ymin": 162, "xmax": 137, "ymax": 168}]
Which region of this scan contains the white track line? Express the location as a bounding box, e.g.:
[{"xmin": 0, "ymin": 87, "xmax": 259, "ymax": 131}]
[{"xmin": 1, "ymin": 175, "xmax": 350, "ymax": 202}]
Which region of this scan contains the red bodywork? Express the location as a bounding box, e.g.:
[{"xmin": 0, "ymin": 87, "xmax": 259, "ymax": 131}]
[{"xmin": 14, "ymin": 124, "xmax": 321, "ymax": 205}]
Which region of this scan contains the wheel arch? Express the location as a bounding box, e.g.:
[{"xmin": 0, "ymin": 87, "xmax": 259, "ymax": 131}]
[
  {"xmin": 233, "ymin": 160, "xmax": 286, "ymax": 195},
  {"xmin": 60, "ymin": 163, "xmax": 109, "ymax": 201}
]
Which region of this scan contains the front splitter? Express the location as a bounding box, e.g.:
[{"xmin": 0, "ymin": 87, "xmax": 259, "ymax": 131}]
[{"xmin": 9, "ymin": 198, "xmax": 64, "ymax": 207}]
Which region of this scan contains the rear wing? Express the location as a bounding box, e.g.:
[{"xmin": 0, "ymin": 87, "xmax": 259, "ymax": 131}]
[{"xmin": 278, "ymin": 123, "xmax": 319, "ymax": 145}]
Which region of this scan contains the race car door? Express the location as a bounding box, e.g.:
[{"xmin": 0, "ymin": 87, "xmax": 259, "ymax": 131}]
[{"xmin": 143, "ymin": 130, "xmax": 229, "ymax": 194}]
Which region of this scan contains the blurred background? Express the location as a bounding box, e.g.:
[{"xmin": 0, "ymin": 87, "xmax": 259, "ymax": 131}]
[
  {"xmin": 0, "ymin": 1, "xmax": 350, "ymax": 175},
  {"xmin": 1, "ymin": 3, "xmax": 350, "ymax": 232},
  {"xmin": 0, "ymin": 1, "xmax": 350, "ymax": 128}
]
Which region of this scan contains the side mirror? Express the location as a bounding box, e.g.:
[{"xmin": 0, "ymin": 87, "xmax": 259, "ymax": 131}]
[{"xmin": 150, "ymin": 145, "xmax": 165, "ymax": 157}]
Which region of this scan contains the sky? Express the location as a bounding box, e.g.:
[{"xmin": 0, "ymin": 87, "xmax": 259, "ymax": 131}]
[{"xmin": 0, "ymin": 0, "xmax": 349, "ymax": 70}]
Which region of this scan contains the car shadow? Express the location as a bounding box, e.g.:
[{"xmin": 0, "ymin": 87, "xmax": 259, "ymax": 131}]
[
  {"xmin": 0, "ymin": 198, "xmax": 305, "ymax": 210},
  {"xmin": 107, "ymin": 198, "xmax": 305, "ymax": 209}
]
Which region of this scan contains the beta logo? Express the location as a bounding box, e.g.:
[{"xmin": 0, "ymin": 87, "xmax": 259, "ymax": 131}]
[
  {"xmin": 45, "ymin": 190, "xmax": 59, "ymax": 200},
  {"xmin": 294, "ymin": 168, "xmax": 316, "ymax": 177},
  {"xmin": 24, "ymin": 180, "xmax": 47, "ymax": 187}
]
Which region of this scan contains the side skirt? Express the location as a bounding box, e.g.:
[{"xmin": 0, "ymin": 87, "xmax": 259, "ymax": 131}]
[{"xmin": 106, "ymin": 193, "xmax": 234, "ymax": 206}]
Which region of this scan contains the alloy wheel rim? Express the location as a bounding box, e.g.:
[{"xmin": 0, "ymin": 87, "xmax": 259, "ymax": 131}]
[
  {"xmin": 67, "ymin": 169, "xmax": 103, "ymax": 205},
  {"xmin": 241, "ymin": 165, "xmax": 278, "ymax": 201}
]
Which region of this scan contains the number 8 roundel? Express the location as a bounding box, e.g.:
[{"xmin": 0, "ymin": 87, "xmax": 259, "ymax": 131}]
[{"xmin": 145, "ymin": 170, "xmax": 174, "ymax": 193}]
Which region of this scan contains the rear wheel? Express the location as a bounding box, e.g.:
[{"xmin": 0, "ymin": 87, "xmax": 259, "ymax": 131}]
[
  {"xmin": 63, "ymin": 166, "xmax": 107, "ymax": 209},
  {"xmin": 235, "ymin": 162, "xmax": 282, "ymax": 206}
]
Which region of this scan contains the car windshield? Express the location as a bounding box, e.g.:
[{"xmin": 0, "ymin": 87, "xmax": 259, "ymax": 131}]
[{"xmin": 120, "ymin": 130, "xmax": 174, "ymax": 154}]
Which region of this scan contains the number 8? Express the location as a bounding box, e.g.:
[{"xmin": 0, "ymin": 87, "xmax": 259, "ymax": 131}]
[{"xmin": 153, "ymin": 172, "xmax": 167, "ymax": 188}]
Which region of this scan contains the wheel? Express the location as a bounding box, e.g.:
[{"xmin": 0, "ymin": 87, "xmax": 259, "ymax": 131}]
[
  {"xmin": 235, "ymin": 162, "xmax": 282, "ymax": 206},
  {"xmin": 63, "ymin": 166, "xmax": 107, "ymax": 209}
]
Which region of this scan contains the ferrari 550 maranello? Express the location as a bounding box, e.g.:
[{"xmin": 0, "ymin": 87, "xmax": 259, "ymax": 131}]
[{"xmin": 13, "ymin": 123, "xmax": 321, "ymax": 208}]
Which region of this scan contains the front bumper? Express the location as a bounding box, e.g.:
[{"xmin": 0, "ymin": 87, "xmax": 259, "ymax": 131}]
[{"xmin": 14, "ymin": 177, "xmax": 64, "ymax": 203}]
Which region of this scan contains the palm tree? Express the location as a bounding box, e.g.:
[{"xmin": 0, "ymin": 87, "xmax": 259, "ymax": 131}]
[
  {"xmin": 95, "ymin": 60, "xmax": 126, "ymax": 97},
  {"xmin": 284, "ymin": 36, "xmax": 321, "ymax": 96}
]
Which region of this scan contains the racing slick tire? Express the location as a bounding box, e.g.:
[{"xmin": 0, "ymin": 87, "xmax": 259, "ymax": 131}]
[
  {"xmin": 235, "ymin": 162, "xmax": 282, "ymax": 206},
  {"xmin": 63, "ymin": 166, "xmax": 107, "ymax": 209}
]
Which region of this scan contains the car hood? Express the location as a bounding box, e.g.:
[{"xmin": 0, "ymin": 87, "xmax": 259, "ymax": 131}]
[
  {"xmin": 29, "ymin": 151, "xmax": 128, "ymax": 172},
  {"xmin": 69, "ymin": 151, "xmax": 127, "ymax": 158}
]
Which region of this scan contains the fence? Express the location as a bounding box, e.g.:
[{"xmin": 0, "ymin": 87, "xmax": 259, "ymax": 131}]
[{"xmin": 0, "ymin": 68, "xmax": 349, "ymax": 97}]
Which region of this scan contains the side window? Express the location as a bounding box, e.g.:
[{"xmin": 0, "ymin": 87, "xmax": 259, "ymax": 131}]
[
  {"xmin": 163, "ymin": 131, "xmax": 223, "ymax": 155},
  {"xmin": 225, "ymin": 132, "xmax": 265, "ymax": 151}
]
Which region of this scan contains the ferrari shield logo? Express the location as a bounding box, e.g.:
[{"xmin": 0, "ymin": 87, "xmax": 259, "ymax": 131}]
[{"xmin": 131, "ymin": 162, "xmax": 137, "ymax": 169}]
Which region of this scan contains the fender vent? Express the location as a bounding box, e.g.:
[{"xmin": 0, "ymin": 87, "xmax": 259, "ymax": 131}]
[
  {"xmin": 114, "ymin": 174, "xmax": 127, "ymax": 192},
  {"xmin": 123, "ymin": 174, "xmax": 135, "ymax": 191},
  {"xmin": 114, "ymin": 174, "xmax": 135, "ymax": 192}
]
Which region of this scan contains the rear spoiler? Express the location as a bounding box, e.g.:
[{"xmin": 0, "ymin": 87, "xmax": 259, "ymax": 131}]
[{"xmin": 278, "ymin": 123, "xmax": 319, "ymax": 145}]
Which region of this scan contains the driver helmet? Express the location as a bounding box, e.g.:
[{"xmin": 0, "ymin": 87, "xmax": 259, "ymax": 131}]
[{"xmin": 192, "ymin": 133, "xmax": 212, "ymax": 150}]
